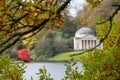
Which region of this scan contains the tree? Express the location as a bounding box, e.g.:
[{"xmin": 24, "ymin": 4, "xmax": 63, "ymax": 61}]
[
  {"xmin": 0, "ymin": 0, "xmax": 71, "ymax": 54},
  {"xmin": 74, "ymin": 5, "xmax": 95, "ymax": 27},
  {"xmin": 0, "ymin": 55, "xmax": 26, "ymax": 80},
  {"xmin": 32, "ymin": 30, "xmax": 72, "ymax": 60},
  {"xmin": 60, "ymin": 16, "xmax": 77, "ymax": 39}
]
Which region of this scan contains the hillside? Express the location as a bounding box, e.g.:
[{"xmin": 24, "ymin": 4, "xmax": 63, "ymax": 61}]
[{"xmin": 49, "ymin": 51, "xmax": 87, "ymax": 61}]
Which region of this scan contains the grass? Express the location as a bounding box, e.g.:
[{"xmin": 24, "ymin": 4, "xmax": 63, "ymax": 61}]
[{"xmin": 49, "ymin": 51, "xmax": 88, "ymax": 61}]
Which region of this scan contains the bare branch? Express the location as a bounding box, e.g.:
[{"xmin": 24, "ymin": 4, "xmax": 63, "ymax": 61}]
[{"xmin": 97, "ymin": 6, "xmax": 120, "ymax": 24}]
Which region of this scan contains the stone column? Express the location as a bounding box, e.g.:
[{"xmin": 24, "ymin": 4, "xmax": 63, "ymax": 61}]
[
  {"xmin": 82, "ymin": 40, "xmax": 84, "ymax": 50},
  {"xmin": 94, "ymin": 40, "xmax": 96, "ymax": 47},
  {"xmin": 96, "ymin": 40, "xmax": 99, "ymax": 49},
  {"xmin": 88, "ymin": 40, "xmax": 90, "ymax": 49},
  {"xmin": 83, "ymin": 40, "xmax": 85, "ymax": 50},
  {"xmin": 79, "ymin": 40, "xmax": 82, "ymax": 50},
  {"xmin": 85, "ymin": 40, "xmax": 86, "ymax": 50},
  {"xmin": 86, "ymin": 40, "xmax": 87, "ymax": 49},
  {"xmin": 93, "ymin": 40, "xmax": 95, "ymax": 48},
  {"xmin": 90, "ymin": 40, "xmax": 92, "ymax": 49},
  {"xmin": 100, "ymin": 42, "xmax": 103, "ymax": 50},
  {"xmin": 82, "ymin": 40, "xmax": 83, "ymax": 50},
  {"xmin": 74, "ymin": 38, "xmax": 76, "ymax": 50}
]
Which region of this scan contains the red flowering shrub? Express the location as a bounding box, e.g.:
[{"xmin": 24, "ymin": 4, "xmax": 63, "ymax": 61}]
[{"xmin": 17, "ymin": 49, "xmax": 31, "ymax": 61}]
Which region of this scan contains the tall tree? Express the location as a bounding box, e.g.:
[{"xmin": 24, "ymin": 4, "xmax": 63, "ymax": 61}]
[
  {"xmin": 60, "ymin": 16, "xmax": 77, "ymax": 39},
  {"xmin": 0, "ymin": 0, "xmax": 71, "ymax": 54}
]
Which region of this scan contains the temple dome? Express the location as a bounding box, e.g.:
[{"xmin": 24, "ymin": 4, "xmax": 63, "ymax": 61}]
[{"xmin": 75, "ymin": 27, "xmax": 96, "ymax": 37}]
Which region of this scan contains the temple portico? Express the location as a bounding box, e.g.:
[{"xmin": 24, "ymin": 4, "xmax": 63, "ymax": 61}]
[{"xmin": 74, "ymin": 27, "xmax": 103, "ymax": 51}]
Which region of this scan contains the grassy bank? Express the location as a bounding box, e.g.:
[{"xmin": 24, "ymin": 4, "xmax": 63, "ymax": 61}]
[{"xmin": 49, "ymin": 51, "xmax": 87, "ymax": 61}]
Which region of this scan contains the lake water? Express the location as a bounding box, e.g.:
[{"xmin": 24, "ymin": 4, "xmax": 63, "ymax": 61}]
[{"xmin": 24, "ymin": 62, "xmax": 83, "ymax": 80}]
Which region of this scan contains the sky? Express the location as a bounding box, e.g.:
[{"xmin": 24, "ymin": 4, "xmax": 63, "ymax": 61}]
[
  {"xmin": 23, "ymin": 0, "xmax": 86, "ymax": 17},
  {"xmin": 67, "ymin": 0, "xmax": 86, "ymax": 17}
]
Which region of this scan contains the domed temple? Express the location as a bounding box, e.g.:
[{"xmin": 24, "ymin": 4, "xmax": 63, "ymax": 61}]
[{"xmin": 74, "ymin": 27, "xmax": 103, "ymax": 50}]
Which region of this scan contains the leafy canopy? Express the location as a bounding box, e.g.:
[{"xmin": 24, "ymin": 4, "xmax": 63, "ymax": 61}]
[{"xmin": 0, "ymin": 0, "xmax": 71, "ymax": 54}]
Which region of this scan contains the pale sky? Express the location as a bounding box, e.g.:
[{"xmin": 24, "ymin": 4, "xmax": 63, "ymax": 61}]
[
  {"xmin": 67, "ymin": 0, "xmax": 86, "ymax": 17},
  {"xmin": 23, "ymin": 0, "xmax": 86, "ymax": 17}
]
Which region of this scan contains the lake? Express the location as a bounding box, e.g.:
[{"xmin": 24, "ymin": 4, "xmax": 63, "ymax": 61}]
[{"xmin": 23, "ymin": 62, "xmax": 83, "ymax": 80}]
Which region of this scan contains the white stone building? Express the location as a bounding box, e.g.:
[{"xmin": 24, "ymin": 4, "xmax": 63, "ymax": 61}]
[{"xmin": 74, "ymin": 27, "xmax": 103, "ymax": 50}]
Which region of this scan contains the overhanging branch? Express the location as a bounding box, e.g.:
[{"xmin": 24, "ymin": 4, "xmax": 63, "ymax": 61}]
[
  {"xmin": 70, "ymin": 18, "xmax": 113, "ymax": 57},
  {"xmin": 0, "ymin": 0, "xmax": 71, "ymax": 54},
  {"xmin": 70, "ymin": 3, "xmax": 120, "ymax": 57}
]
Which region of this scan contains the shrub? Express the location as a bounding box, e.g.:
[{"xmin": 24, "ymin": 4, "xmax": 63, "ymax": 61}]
[
  {"xmin": 0, "ymin": 55, "xmax": 26, "ymax": 80},
  {"xmin": 80, "ymin": 46, "xmax": 120, "ymax": 80},
  {"xmin": 62, "ymin": 58, "xmax": 84, "ymax": 80},
  {"xmin": 36, "ymin": 66, "xmax": 54, "ymax": 80}
]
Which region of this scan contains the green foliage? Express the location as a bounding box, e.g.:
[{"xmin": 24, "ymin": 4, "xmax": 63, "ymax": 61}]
[
  {"xmin": 1, "ymin": 48, "xmax": 120, "ymax": 80},
  {"xmin": 0, "ymin": 55, "xmax": 26, "ymax": 80},
  {"xmin": 62, "ymin": 58, "xmax": 83, "ymax": 80},
  {"xmin": 32, "ymin": 30, "xmax": 75, "ymax": 60},
  {"xmin": 80, "ymin": 46, "xmax": 120, "ymax": 80},
  {"xmin": 30, "ymin": 16, "xmax": 77, "ymax": 60},
  {"xmin": 50, "ymin": 51, "xmax": 82, "ymax": 61},
  {"xmin": 60, "ymin": 18, "xmax": 77, "ymax": 39},
  {"xmin": 96, "ymin": 18, "xmax": 120, "ymax": 49},
  {"xmin": 75, "ymin": 2, "xmax": 120, "ymax": 79},
  {"xmin": 37, "ymin": 66, "xmax": 53, "ymax": 80},
  {"xmin": 86, "ymin": 0, "xmax": 103, "ymax": 7},
  {"xmin": 32, "ymin": 31, "xmax": 58, "ymax": 59}
]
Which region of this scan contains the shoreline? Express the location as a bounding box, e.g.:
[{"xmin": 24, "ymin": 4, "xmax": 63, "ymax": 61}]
[{"xmin": 14, "ymin": 60, "xmax": 81, "ymax": 63}]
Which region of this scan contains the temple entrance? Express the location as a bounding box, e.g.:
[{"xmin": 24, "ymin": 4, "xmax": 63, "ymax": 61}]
[{"xmin": 74, "ymin": 27, "xmax": 103, "ymax": 51}]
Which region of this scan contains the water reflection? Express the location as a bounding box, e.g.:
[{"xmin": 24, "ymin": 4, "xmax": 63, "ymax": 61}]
[{"xmin": 24, "ymin": 62, "xmax": 82, "ymax": 80}]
